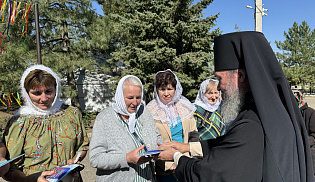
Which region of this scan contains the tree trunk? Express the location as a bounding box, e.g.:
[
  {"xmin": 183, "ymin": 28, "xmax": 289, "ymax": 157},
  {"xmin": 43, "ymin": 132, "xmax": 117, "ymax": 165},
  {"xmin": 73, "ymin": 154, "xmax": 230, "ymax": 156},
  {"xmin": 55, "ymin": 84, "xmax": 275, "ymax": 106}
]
[
  {"xmin": 67, "ymin": 71, "xmax": 81, "ymax": 110},
  {"xmin": 62, "ymin": 19, "xmax": 81, "ymax": 110}
]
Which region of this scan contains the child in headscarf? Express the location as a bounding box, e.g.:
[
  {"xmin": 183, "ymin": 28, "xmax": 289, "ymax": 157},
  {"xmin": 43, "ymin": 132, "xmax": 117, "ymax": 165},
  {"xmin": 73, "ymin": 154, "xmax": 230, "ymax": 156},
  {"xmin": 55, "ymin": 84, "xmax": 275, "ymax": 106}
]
[{"xmin": 293, "ymin": 90, "xmax": 315, "ymax": 174}]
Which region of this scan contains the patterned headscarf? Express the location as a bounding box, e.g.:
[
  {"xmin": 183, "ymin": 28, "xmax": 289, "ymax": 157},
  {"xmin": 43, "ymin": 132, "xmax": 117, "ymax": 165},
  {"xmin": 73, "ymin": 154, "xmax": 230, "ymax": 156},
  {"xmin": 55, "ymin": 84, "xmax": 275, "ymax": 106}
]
[
  {"xmin": 194, "ymin": 79, "xmax": 221, "ymax": 112},
  {"xmin": 147, "ymin": 69, "xmax": 196, "ymax": 127},
  {"xmin": 17, "ymin": 64, "xmax": 64, "ymax": 116},
  {"xmin": 292, "ymin": 90, "xmax": 307, "ymax": 108},
  {"xmin": 112, "ymin": 75, "xmax": 143, "ymax": 133}
]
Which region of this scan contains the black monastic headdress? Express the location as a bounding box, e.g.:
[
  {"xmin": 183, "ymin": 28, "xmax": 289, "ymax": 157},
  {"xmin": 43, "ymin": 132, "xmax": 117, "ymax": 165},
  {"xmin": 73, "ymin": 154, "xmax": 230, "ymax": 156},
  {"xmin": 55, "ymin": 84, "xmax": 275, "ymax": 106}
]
[{"xmin": 213, "ymin": 31, "xmax": 314, "ymax": 182}]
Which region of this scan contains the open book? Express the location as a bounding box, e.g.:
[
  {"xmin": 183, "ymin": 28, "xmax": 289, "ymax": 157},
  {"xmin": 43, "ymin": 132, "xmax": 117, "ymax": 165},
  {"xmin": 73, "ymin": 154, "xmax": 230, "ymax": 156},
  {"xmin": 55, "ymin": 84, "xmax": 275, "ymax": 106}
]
[
  {"xmin": 0, "ymin": 154, "xmax": 24, "ymax": 168},
  {"xmin": 46, "ymin": 164, "xmax": 80, "ymax": 182}
]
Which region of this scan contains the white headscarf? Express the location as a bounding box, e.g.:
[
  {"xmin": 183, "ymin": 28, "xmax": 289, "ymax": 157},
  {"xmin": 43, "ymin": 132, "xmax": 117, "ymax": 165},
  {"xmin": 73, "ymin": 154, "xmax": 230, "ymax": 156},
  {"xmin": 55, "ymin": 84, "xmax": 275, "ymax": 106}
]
[
  {"xmin": 194, "ymin": 79, "xmax": 221, "ymax": 112},
  {"xmin": 147, "ymin": 69, "xmax": 196, "ymax": 127},
  {"xmin": 112, "ymin": 75, "xmax": 143, "ymax": 133},
  {"xmin": 16, "ymin": 64, "xmax": 64, "ymax": 116}
]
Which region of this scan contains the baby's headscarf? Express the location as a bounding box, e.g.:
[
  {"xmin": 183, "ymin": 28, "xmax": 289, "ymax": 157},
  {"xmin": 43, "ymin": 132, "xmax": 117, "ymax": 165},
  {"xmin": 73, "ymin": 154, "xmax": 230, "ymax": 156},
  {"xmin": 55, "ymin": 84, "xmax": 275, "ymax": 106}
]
[{"xmin": 112, "ymin": 75, "xmax": 143, "ymax": 133}]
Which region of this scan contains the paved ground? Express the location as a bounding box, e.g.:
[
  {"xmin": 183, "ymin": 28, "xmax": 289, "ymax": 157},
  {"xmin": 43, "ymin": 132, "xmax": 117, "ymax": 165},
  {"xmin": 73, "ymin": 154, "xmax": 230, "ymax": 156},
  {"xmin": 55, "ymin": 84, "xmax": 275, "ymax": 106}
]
[
  {"xmin": 80, "ymin": 150, "xmax": 96, "ymax": 182},
  {"xmin": 1, "ymin": 95, "xmax": 315, "ymax": 182},
  {"xmin": 306, "ymin": 95, "xmax": 315, "ymax": 108}
]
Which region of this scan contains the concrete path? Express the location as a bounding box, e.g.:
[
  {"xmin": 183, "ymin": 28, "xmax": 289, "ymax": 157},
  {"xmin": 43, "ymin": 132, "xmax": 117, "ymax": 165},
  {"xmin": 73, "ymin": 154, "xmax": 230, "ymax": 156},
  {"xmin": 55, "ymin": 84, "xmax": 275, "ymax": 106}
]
[
  {"xmin": 81, "ymin": 150, "xmax": 97, "ymax": 182},
  {"xmin": 305, "ymin": 95, "xmax": 315, "ymax": 108}
]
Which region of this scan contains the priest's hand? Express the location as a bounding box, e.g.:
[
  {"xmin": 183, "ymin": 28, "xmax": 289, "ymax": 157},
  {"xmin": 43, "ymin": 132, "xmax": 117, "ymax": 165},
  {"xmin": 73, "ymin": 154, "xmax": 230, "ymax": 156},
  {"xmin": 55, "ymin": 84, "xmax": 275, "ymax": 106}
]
[
  {"xmin": 158, "ymin": 141, "xmax": 190, "ymax": 153},
  {"xmin": 157, "ymin": 145, "xmax": 178, "ymax": 161}
]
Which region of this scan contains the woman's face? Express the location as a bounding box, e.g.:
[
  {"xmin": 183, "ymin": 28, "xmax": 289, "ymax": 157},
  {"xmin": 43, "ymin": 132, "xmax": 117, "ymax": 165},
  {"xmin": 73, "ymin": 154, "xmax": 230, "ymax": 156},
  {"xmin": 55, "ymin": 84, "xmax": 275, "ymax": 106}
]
[
  {"xmin": 28, "ymin": 85, "xmax": 56, "ymax": 110},
  {"xmin": 204, "ymin": 87, "xmax": 220, "ymax": 105},
  {"xmin": 123, "ymin": 85, "xmax": 142, "ymax": 113},
  {"xmin": 157, "ymin": 84, "xmax": 175, "ymax": 105}
]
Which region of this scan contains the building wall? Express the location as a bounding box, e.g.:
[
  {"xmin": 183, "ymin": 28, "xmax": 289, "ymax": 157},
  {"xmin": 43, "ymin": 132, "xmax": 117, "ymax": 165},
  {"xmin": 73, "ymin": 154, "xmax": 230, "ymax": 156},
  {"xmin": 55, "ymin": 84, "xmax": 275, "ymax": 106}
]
[
  {"xmin": 77, "ymin": 82, "xmax": 114, "ymax": 112},
  {"xmin": 61, "ymin": 69, "xmax": 115, "ymax": 113}
]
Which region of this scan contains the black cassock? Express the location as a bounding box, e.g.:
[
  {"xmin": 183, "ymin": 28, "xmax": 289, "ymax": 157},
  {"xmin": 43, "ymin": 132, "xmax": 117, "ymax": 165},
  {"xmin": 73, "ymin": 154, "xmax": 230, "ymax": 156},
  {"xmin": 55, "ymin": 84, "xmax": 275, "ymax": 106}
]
[
  {"xmin": 176, "ymin": 31, "xmax": 315, "ymax": 182},
  {"xmin": 175, "ymin": 95, "xmax": 264, "ymax": 182}
]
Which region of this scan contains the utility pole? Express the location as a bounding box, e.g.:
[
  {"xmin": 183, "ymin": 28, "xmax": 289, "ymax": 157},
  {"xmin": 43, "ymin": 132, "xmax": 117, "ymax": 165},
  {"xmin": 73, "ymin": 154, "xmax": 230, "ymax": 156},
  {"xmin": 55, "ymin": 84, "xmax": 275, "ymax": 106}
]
[
  {"xmin": 255, "ymin": 0, "xmax": 263, "ymax": 32},
  {"xmin": 246, "ymin": 0, "xmax": 268, "ymax": 32}
]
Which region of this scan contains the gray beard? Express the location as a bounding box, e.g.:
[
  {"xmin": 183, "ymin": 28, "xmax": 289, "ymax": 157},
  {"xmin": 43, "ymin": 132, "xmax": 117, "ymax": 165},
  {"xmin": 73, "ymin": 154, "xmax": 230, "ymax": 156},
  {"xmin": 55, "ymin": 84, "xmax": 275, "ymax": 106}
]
[{"xmin": 221, "ymin": 82, "xmax": 245, "ymax": 125}]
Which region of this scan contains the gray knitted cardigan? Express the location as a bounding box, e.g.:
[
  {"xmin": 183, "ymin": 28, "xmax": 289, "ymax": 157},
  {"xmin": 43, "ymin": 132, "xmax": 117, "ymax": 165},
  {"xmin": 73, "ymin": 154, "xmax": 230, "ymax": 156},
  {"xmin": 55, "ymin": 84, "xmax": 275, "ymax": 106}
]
[{"xmin": 89, "ymin": 105, "xmax": 163, "ymax": 182}]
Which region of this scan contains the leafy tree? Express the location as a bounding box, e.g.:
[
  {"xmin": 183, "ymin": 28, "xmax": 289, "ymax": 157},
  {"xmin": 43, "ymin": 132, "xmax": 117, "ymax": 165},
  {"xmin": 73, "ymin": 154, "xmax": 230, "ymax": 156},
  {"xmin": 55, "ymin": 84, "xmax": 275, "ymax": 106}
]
[
  {"xmin": 102, "ymin": 0, "xmax": 221, "ymax": 102},
  {"xmin": 275, "ymin": 21, "xmax": 315, "ymax": 87}
]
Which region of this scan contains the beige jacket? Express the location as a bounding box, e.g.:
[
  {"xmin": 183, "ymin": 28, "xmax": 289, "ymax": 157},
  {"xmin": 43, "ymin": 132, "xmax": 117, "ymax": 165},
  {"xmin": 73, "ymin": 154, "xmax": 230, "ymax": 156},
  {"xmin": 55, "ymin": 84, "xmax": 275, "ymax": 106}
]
[
  {"xmin": 154, "ymin": 115, "xmax": 198, "ymax": 173},
  {"xmin": 146, "ymin": 100, "xmax": 203, "ymax": 175}
]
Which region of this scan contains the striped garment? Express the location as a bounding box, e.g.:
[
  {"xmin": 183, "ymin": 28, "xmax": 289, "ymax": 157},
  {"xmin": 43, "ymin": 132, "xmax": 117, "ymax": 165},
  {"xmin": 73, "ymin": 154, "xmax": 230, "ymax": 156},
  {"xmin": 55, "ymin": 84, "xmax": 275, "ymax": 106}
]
[
  {"xmin": 194, "ymin": 104, "xmax": 226, "ymax": 140},
  {"xmin": 116, "ymin": 114, "xmax": 153, "ymax": 182}
]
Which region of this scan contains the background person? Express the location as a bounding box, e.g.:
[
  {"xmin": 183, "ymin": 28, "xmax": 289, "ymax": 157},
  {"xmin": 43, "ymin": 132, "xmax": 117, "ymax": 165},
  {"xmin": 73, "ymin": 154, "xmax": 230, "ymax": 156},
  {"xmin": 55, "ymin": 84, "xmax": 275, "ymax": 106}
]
[
  {"xmin": 89, "ymin": 75, "xmax": 163, "ymax": 182},
  {"xmin": 3, "ymin": 64, "xmax": 89, "ymax": 182},
  {"xmin": 157, "ymin": 31, "xmax": 314, "ymax": 182},
  {"xmin": 146, "ymin": 69, "xmax": 201, "ymax": 182},
  {"xmin": 293, "ymin": 90, "xmax": 315, "ymax": 175},
  {"xmin": 193, "ymin": 79, "xmax": 225, "ymax": 140}
]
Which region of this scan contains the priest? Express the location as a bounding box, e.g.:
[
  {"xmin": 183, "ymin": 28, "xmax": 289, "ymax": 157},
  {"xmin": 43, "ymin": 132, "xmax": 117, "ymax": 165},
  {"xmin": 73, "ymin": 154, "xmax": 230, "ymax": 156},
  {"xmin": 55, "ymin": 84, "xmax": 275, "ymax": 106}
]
[{"xmin": 157, "ymin": 31, "xmax": 314, "ymax": 182}]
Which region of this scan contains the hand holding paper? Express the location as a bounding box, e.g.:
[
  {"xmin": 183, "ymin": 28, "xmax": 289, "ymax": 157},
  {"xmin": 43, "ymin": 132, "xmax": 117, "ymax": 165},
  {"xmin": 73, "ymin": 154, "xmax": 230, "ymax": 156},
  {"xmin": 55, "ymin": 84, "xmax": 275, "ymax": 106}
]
[
  {"xmin": 127, "ymin": 145, "xmax": 153, "ymax": 165},
  {"xmin": 45, "ymin": 164, "xmax": 80, "ymax": 182},
  {"xmin": 0, "ymin": 157, "xmax": 9, "ymax": 177},
  {"xmin": 68, "ymin": 151, "xmax": 83, "ymax": 165}
]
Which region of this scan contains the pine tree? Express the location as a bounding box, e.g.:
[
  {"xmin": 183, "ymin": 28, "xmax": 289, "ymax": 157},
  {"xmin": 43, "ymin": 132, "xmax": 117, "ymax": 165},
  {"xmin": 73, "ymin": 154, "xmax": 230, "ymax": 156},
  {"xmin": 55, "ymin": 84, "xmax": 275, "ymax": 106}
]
[
  {"xmin": 0, "ymin": 1, "xmax": 99, "ymax": 109},
  {"xmin": 36, "ymin": 0, "xmax": 97, "ymax": 109},
  {"xmin": 0, "ymin": 2, "xmax": 37, "ymax": 93},
  {"xmin": 275, "ymin": 21, "xmax": 315, "ymax": 87},
  {"xmin": 103, "ymin": 0, "xmax": 221, "ymax": 102},
  {"xmin": 87, "ymin": 0, "xmax": 128, "ymax": 74}
]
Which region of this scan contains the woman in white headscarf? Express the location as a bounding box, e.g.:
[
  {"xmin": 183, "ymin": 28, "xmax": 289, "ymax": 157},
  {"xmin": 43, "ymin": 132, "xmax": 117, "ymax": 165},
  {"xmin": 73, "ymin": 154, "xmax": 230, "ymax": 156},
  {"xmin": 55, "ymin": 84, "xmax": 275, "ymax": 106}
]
[
  {"xmin": 89, "ymin": 75, "xmax": 163, "ymax": 182},
  {"xmin": 146, "ymin": 70, "xmax": 201, "ymax": 182},
  {"xmin": 3, "ymin": 64, "xmax": 89, "ymax": 182},
  {"xmin": 193, "ymin": 79, "xmax": 225, "ymax": 140}
]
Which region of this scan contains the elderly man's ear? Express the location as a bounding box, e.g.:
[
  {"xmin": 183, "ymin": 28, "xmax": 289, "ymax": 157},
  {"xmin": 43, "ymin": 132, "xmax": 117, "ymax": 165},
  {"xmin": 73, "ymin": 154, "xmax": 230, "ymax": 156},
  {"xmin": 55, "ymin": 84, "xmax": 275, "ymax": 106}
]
[
  {"xmin": 237, "ymin": 69, "xmax": 251, "ymax": 93},
  {"xmin": 237, "ymin": 69, "xmax": 247, "ymax": 83}
]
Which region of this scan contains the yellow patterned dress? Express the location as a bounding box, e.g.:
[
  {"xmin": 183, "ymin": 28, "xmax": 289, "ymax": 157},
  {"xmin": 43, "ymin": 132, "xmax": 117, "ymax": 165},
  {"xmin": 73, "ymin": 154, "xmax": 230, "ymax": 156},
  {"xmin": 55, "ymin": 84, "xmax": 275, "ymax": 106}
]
[{"xmin": 3, "ymin": 105, "xmax": 89, "ymax": 175}]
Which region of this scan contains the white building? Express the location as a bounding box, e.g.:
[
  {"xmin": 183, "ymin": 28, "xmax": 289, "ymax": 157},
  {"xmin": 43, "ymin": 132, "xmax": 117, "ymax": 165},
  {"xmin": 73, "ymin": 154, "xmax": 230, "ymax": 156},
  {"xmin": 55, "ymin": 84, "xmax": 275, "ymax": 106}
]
[{"xmin": 62, "ymin": 68, "xmax": 115, "ymax": 113}]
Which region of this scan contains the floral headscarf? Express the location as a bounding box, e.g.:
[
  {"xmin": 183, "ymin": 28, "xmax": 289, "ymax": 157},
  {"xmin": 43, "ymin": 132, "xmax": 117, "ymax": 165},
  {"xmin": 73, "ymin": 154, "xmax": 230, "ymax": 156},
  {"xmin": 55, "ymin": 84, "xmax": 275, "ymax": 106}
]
[{"xmin": 292, "ymin": 90, "xmax": 307, "ymax": 108}]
